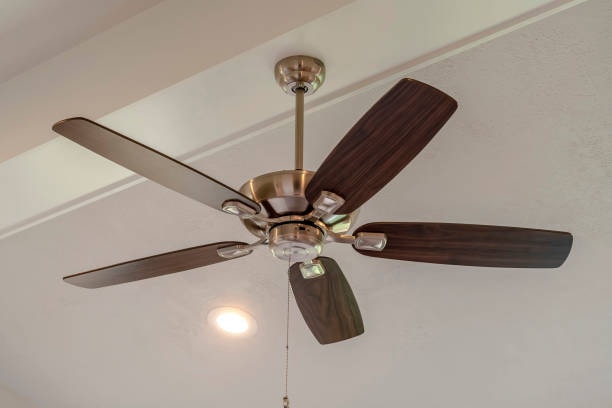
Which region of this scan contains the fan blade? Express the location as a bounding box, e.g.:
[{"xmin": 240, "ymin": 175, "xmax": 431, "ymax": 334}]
[
  {"xmin": 52, "ymin": 118, "xmax": 260, "ymax": 213},
  {"xmin": 64, "ymin": 241, "xmax": 248, "ymax": 288},
  {"xmin": 354, "ymin": 222, "xmax": 572, "ymax": 268},
  {"xmin": 289, "ymin": 257, "xmax": 364, "ymax": 344},
  {"xmin": 305, "ymin": 79, "xmax": 457, "ymax": 213}
]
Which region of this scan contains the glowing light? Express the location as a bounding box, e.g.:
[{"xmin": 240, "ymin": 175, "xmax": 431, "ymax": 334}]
[
  {"xmin": 208, "ymin": 307, "xmax": 257, "ymax": 337},
  {"xmin": 216, "ymin": 312, "xmax": 248, "ymax": 333}
]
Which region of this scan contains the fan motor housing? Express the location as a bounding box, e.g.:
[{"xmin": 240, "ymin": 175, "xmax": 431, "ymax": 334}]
[
  {"xmin": 239, "ymin": 170, "xmax": 358, "ymax": 238},
  {"xmin": 238, "ymin": 169, "xmax": 359, "ymax": 262}
]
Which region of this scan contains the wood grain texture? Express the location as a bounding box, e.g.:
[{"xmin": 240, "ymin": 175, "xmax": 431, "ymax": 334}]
[
  {"xmin": 289, "ymin": 257, "xmax": 364, "ymax": 344},
  {"xmin": 354, "ymin": 222, "xmax": 572, "ymax": 268},
  {"xmin": 52, "ymin": 117, "xmax": 260, "ymax": 213},
  {"xmin": 305, "ymin": 79, "xmax": 457, "ymax": 213},
  {"xmin": 64, "ymin": 242, "xmax": 248, "ymax": 288}
]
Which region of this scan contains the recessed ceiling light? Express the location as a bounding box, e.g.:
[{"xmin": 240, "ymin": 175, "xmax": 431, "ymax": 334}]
[{"xmin": 208, "ymin": 307, "xmax": 257, "ymax": 337}]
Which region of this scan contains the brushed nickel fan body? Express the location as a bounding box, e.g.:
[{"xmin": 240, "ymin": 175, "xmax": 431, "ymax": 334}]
[{"xmin": 238, "ymin": 170, "xmax": 358, "ymax": 262}]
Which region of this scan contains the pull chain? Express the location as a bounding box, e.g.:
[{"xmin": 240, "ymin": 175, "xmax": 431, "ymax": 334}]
[{"xmin": 283, "ymin": 258, "xmax": 291, "ymax": 408}]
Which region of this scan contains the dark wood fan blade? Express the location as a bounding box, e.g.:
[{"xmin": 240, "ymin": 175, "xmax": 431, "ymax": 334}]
[
  {"xmin": 305, "ymin": 79, "xmax": 457, "ymax": 214},
  {"xmin": 289, "ymin": 257, "xmax": 364, "ymax": 344},
  {"xmin": 52, "ymin": 117, "xmax": 260, "ymax": 213},
  {"xmin": 64, "ymin": 242, "xmax": 248, "ymax": 288},
  {"xmin": 354, "ymin": 222, "xmax": 572, "ymax": 268}
]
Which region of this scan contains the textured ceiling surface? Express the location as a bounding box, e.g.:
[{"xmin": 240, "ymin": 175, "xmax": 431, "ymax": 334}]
[{"xmin": 0, "ymin": 0, "xmax": 611, "ymax": 407}]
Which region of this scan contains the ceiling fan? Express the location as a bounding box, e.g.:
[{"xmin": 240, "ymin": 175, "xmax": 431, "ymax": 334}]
[{"xmin": 53, "ymin": 55, "xmax": 572, "ymax": 345}]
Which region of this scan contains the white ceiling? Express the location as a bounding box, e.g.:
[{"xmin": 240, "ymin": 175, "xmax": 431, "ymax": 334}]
[
  {"xmin": 0, "ymin": 0, "xmax": 353, "ymax": 161},
  {"xmin": 1, "ymin": 0, "xmax": 611, "ymax": 407},
  {"xmin": 0, "ymin": 384, "xmax": 34, "ymax": 408},
  {"xmin": 0, "ymin": 0, "xmax": 164, "ymax": 83}
]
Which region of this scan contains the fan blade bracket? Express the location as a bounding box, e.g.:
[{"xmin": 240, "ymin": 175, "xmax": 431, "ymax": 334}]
[
  {"xmin": 325, "ymin": 231, "xmax": 387, "ymax": 249},
  {"xmin": 310, "ymin": 191, "xmax": 345, "ymax": 219},
  {"xmin": 216, "ymin": 246, "xmax": 253, "ymax": 259},
  {"xmin": 353, "ymin": 232, "xmax": 387, "ymax": 251},
  {"xmin": 299, "ymin": 259, "xmax": 326, "ymax": 279},
  {"xmin": 221, "ymin": 200, "xmax": 259, "ymax": 217},
  {"xmin": 216, "ymin": 237, "xmax": 267, "ymax": 259}
]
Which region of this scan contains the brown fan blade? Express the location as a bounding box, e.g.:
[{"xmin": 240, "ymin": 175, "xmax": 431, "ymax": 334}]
[
  {"xmin": 354, "ymin": 222, "xmax": 572, "ymax": 268},
  {"xmin": 305, "ymin": 79, "xmax": 457, "ymax": 213},
  {"xmin": 64, "ymin": 242, "xmax": 248, "ymax": 288},
  {"xmin": 52, "ymin": 118, "xmax": 260, "ymax": 213},
  {"xmin": 289, "ymin": 257, "xmax": 364, "ymax": 344}
]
